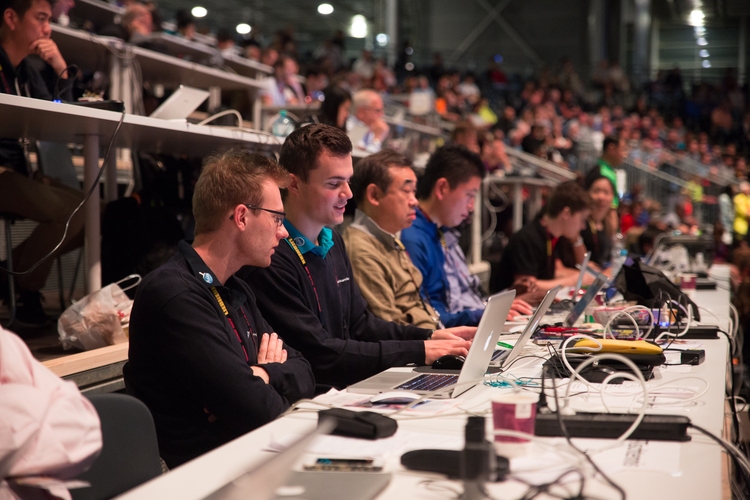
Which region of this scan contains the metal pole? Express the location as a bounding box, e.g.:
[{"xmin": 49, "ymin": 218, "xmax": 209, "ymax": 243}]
[
  {"xmin": 739, "ymin": 16, "xmax": 747, "ymax": 86},
  {"xmin": 385, "ymin": 0, "xmax": 398, "ymax": 68},
  {"xmin": 633, "ymin": 0, "xmax": 651, "ymax": 87},
  {"xmin": 83, "ymin": 134, "xmax": 101, "ymax": 293}
]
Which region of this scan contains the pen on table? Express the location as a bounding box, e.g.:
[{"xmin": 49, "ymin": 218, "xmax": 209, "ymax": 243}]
[{"xmin": 497, "ymin": 341, "xmax": 514, "ymax": 349}]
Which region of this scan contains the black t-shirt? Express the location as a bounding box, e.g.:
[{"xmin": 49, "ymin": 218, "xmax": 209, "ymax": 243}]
[
  {"xmin": 582, "ymin": 220, "xmax": 611, "ymax": 267},
  {"xmin": 493, "ymin": 218, "xmax": 567, "ymax": 291}
]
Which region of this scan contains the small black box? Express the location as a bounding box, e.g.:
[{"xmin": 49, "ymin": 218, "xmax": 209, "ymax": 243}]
[{"xmin": 680, "ymin": 349, "xmax": 706, "ymax": 365}]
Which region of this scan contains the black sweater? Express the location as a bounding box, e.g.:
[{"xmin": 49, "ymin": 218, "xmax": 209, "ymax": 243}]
[
  {"xmin": 124, "ymin": 241, "xmax": 315, "ymax": 468},
  {"xmin": 239, "ymin": 231, "xmax": 430, "ymax": 392}
]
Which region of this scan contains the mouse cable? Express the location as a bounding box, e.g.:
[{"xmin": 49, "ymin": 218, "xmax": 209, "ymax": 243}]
[
  {"xmin": 550, "ymin": 375, "xmax": 626, "ymax": 500},
  {"xmin": 53, "ymin": 64, "xmax": 80, "ymax": 101},
  {"xmin": 0, "ymin": 109, "xmax": 126, "ymax": 278}
]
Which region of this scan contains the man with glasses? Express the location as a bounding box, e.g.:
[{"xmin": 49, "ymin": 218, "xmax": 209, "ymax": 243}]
[
  {"xmin": 348, "ymin": 89, "xmax": 389, "ymax": 153},
  {"xmin": 238, "ymin": 125, "xmax": 475, "ymax": 393},
  {"xmin": 124, "ymin": 150, "xmax": 314, "ymax": 468}
]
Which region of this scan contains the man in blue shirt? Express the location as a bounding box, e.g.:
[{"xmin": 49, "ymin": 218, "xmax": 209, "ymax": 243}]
[{"xmin": 401, "ymin": 145, "xmax": 532, "ymax": 327}]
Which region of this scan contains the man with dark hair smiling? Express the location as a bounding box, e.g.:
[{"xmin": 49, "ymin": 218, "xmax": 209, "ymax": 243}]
[
  {"xmin": 125, "ymin": 150, "xmax": 314, "ymax": 468},
  {"xmin": 401, "ymin": 145, "xmax": 533, "ymax": 326},
  {"xmin": 493, "ymin": 180, "xmax": 593, "ymax": 293},
  {"xmin": 239, "ymin": 124, "xmax": 476, "ymax": 392}
]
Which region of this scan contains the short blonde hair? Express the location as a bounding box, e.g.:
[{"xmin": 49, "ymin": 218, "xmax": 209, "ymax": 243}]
[{"xmin": 192, "ymin": 149, "xmax": 287, "ymax": 235}]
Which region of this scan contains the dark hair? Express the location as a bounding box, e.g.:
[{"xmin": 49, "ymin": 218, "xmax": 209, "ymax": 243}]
[
  {"xmin": 602, "ymin": 135, "xmax": 620, "ymax": 152},
  {"xmin": 450, "ymin": 121, "xmax": 476, "ymax": 143},
  {"xmin": 417, "ymin": 145, "xmax": 486, "ymax": 200},
  {"xmin": 193, "ymin": 150, "xmax": 287, "ymax": 235},
  {"xmin": 175, "ymin": 9, "xmax": 193, "ymax": 30},
  {"xmin": 216, "ymin": 28, "xmax": 233, "ymax": 44},
  {"xmin": 546, "ymin": 180, "xmax": 592, "ymax": 217},
  {"xmin": 350, "ymin": 150, "xmax": 412, "ymax": 205},
  {"xmin": 279, "ymin": 124, "xmax": 352, "ymax": 182},
  {"xmin": 1, "ymin": 0, "xmax": 56, "ymax": 25},
  {"xmin": 319, "ymin": 85, "xmax": 351, "ymax": 131}
]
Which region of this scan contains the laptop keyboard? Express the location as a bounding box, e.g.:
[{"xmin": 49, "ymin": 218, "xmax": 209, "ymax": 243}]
[
  {"xmin": 492, "ymin": 349, "xmax": 510, "ymax": 363},
  {"xmin": 395, "ymin": 374, "xmax": 459, "ymax": 391}
]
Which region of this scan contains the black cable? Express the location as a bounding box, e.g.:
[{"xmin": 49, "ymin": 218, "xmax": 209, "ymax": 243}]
[
  {"xmin": 53, "ymin": 64, "xmax": 79, "ymax": 101},
  {"xmin": 689, "ymin": 423, "xmax": 750, "ymax": 494},
  {"xmin": 550, "ymin": 373, "xmax": 626, "ymax": 500},
  {"xmin": 0, "ymin": 109, "xmax": 126, "ymax": 278}
]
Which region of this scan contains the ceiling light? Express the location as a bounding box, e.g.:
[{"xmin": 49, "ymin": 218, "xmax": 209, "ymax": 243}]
[
  {"xmin": 376, "ymin": 33, "xmax": 389, "ymax": 46},
  {"xmin": 697, "ymin": 37, "xmax": 708, "ymax": 46},
  {"xmin": 236, "ymin": 23, "xmax": 251, "ymax": 35},
  {"xmin": 689, "ymin": 9, "xmax": 704, "ymax": 26},
  {"xmin": 700, "ymin": 49, "xmax": 709, "ymax": 58},
  {"xmin": 350, "ymin": 15, "xmax": 367, "ymax": 38},
  {"xmin": 318, "ymin": 3, "xmax": 333, "ymax": 15},
  {"xmin": 405, "ymin": 62, "xmax": 415, "ymax": 71},
  {"xmin": 191, "ymin": 6, "xmax": 207, "ymax": 18},
  {"xmin": 405, "ymin": 47, "xmax": 413, "ymax": 55},
  {"xmin": 702, "ymin": 60, "xmax": 711, "ymax": 68}
]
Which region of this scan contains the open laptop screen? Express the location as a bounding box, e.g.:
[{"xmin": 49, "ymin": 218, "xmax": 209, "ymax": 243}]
[{"xmin": 564, "ymin": 277, "xmax": 608, "ymax": 327}]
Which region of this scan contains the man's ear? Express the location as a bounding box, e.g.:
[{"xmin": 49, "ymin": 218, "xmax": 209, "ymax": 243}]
[
  {"xmin": 365, "ymin": 183, "xmax": 381, "ymax": 207},
  {"xmin": 434, "ymin": 177, "xmax": 450, "ymax": 201},
  {"xmin": 286, "ymin": 173, "xmax": 301, "ymax": 196},
  {"xmin": 3, "ymin": 8, "xmax": 18, "ymax": 30}
]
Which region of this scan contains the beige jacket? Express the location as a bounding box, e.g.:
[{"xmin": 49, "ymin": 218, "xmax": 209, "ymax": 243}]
[{"xmin": 343, "ymin": 211, "xmax": 440, "ymax": 329}]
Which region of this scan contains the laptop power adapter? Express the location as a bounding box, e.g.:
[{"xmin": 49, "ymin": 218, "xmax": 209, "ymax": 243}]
[
  {"xmin": 534, "ymin": 412, "xmax": 692, "ymax": 441},
  {"xmin": 681, "ymin": 349, "xmax": 706, "ymax": 365}
]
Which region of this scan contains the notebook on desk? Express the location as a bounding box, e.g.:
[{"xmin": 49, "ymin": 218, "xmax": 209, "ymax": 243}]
[{"xmin": 347, "ymin": 290, "xmax": 516, "ymax": 399}]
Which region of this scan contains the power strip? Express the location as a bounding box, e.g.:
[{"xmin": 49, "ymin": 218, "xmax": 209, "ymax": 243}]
[{"xmin": 535, "ymin": 412, "xmax": 692, "ymax": 441}]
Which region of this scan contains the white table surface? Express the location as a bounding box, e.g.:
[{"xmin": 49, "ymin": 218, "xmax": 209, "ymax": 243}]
[{"xmin": 115, "ymin": 266, "xmax": 733, "ymax": 499}]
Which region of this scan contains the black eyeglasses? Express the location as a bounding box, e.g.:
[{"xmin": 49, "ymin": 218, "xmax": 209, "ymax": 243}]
[{"xmin": 230, "ymin": 204, "xmax": 286, "ymax": 227}]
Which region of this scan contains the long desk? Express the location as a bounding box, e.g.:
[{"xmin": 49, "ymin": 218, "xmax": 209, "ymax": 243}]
[
  {"xmin": 115, "ymin": 266, "xmax": 734, "ymax": 499},
  {"xmin": 0, "ymin": 93, "xmax": 278, "ymax": 292}
]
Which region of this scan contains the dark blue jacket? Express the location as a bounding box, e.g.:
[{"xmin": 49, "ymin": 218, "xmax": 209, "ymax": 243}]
[{"xmin": 401, "ymin": 209, "xmax": 483, "ymax": 327}]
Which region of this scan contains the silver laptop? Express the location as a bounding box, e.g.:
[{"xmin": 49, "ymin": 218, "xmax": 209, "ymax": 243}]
[
  {"xmin": 564, "ymin": 276, "xmax": 609, "ymax": 327},
  {"xmin": 490, "ymin": 285, "xmax": 560, "ymax": 367},
  {"xmin": 149, "ymin": 85, "xmax": 209, "ymax": 120},
  {"xmin": 347, "ymin": 290, "xmax": 516, "ymax": 399},
  {"xmin": 205, "ymin": 420, "xmax": 335, "ymax": 500}
]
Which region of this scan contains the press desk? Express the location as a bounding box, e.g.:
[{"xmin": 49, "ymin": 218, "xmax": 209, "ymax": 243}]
[{"xmin": 116, "ymin": 266, "xmax": 733, "ymax": 499}]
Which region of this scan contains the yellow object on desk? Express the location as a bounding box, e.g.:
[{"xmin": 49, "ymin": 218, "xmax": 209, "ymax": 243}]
[{"xmin": 572, "ymin": 339, "xmax": 663, "ymax": 355}]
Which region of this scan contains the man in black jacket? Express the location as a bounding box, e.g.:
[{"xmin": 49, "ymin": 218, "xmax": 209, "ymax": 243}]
[
  {"xmin": 238, "ymin": 124, "xmax": 476, "ymax": 393},
  {"xmin": 0, "ymin": 0, "xmax": 81, "ymax": 326},
  {"xmin": 124, "ymin": 150, "xmax": 315, "ymax": 468}
]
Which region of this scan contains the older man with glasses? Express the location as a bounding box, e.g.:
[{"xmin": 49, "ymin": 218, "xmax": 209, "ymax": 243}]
[
  {"xmin": 124, "ymin": 150, "xmax": 314, "ymax": 468},
  {"xmin": 348, "ymin": 89, "xmax": 390, "ymax": 153}
]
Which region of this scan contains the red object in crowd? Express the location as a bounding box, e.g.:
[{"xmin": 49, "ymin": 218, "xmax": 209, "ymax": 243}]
[{"xmin": 620, "ymin": 213, "xmax": 635, "ymax": 234}]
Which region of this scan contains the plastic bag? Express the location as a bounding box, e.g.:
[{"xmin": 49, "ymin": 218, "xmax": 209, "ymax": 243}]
[{"xmin": 58, "ymin": 275, "xmax": 141, "ymax": 351}]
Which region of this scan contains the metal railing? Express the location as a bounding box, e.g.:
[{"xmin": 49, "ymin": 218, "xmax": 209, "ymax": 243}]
[{"xmin": 505, "ymin": 147, "xmax": 577, "ymax": 182}]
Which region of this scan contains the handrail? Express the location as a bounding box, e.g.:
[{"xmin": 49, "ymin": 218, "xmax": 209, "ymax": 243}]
[
  {"xmin": 673, "ymin": 155, "xmax": 739, "ymax": 186},
  {"xmin": 620, "ymin": 157, "xmax": 691, "ymax": 189},
  {"xmin": 504, "ymin": 147, "xmax": 577, "ymax": 182},
  {"xmin": 383, "ymin": 116, "xmax": 446, "ymax": 136}
]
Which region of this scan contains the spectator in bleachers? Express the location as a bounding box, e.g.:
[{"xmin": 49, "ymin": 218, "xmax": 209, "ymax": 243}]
[
  {"xmin": 451, "ymin": 121, "xmax": 480, "ymax": 154},
  {"xmin": 304, "ymin": 67, "xmax": 327, "ymax": 102},
  {"xmin": 343, "ymin": 150, "xmax": 441, "ymax": 330},
  {"xmin": 318, "ymin": 84, "xmax": 351, "ymax": 131},
  {"xmin": 0, "ymin": 0, "xmax": 85, "ymax": 326},
  {"xmin": 734, "ymin": 181, "xmax": 750, "ymax": 246},
  {"xmin": 351, "ymin": 49, "xmax": 375, "ymax": 81},
  {"xmin": 348, "ymin": 89, "xmax": 389, "ymax": 153},
  {"xmin": 99, "ymin": 2, "xmax": 152, "ymax": 43},
  {"xmin": 216, "ymin": 29, "xmax": 237, "ymax": 58},
  {"xmin": 173, "ymin": 9, "xmax": 195, "ymax": 40},
  {"xmin": 494, "ymin": 181, "xmax": 593, "ymax": 294},
  {"xmin": 243, "ymin": 38, "xmax": 261, "ymax": 62},
  {"xmin": 260, "ymin": 55, "xmax": 302, "ymax": 106}
]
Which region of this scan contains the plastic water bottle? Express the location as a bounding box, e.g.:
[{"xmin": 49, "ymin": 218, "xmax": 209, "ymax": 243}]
[
  {"xmin": 608, "ymin": 233, "xmax": 627, "ymax": 285},
  {"xmin": 271, "ymin": 110, "xmax": 295, "ymax": 139}
]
